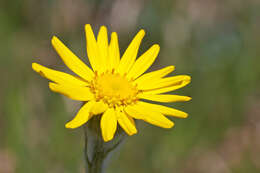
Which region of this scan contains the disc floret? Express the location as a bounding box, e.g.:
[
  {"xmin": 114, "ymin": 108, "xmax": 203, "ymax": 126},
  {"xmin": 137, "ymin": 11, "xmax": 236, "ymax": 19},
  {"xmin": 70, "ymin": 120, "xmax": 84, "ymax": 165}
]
[{"xmin": 90, "ymin": 71, "xmax": 139, "ymax": 107}]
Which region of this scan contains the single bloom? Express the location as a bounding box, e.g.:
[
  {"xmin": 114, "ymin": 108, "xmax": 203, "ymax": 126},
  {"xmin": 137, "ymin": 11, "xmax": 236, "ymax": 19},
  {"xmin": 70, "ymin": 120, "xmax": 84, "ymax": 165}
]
[{"xmin": 32, "ymin": 24, "xmax": 191, "ymax": 142}]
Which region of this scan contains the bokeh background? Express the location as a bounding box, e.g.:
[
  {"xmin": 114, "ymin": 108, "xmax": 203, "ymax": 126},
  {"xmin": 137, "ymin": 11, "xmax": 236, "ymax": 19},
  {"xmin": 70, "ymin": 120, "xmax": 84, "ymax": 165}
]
[{"xmin": 1, "ymin": 0, "xmax": 260, "ymax": 172}]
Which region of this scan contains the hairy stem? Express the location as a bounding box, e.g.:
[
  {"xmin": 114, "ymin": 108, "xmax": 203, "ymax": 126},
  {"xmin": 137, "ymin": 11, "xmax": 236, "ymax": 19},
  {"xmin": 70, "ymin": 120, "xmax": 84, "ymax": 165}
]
[{"xmin": 84, "ymin": 116, "xmax": 126, "ymax": 173}]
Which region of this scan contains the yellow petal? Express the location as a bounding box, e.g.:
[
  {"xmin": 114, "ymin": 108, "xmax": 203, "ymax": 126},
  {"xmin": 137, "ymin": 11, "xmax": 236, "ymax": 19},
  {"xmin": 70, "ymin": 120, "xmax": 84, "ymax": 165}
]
[
  {"xmin": 90, "ymin": 101, "xmax": 108, "ymax": 115},
  {"xmin": 32, "ymin": 63, "xmax": 88, "ymax": 86},
  {"xmin": 65, "ymin": 101, "xmax": 95, "ymax": 128},
  {"xmin": 138, "ymin": 75, "xmax": 190, "ymax": 90},
  {"xmin": 108, "ymin": 32, "xmax": 120, "ymax": 70},
  {"xmin": 143, "ymin": 77, "xmax": 191, "ymax": 94},
  {"xmin": 116, "ymin": 109, "xmax": 137, "ymax": 136},
  {"xmin": 134, "ymin": 66, "xmax": 175, "ymax": 86},
  {"xmin": 117, "ymin": 29, "xmax": 145, "ymax": 74},
  {"xmin": 85, "ymin": 24, "xmax": 102, "ymax": 73},
  {"xmin": 122, "ymin": 106, "xmax": 143, "ymax": 120},
  {"xmin": 97, "ymin": 26, "xmax": 109, "ymax": 72},
  {"xmin": 127, "ymin": 44, "xmax": 160, "ymax": 80},
  {"xmin": 101, "ymin": 108, "xmax": 117, "ymax": 142},
  {"xmin": 138, "ymin": 93, "xmax": 191, "ymax": 102},
  {"xmin": 125, "ymin": 104, "xmax": 174, "ymax": 128},
  {"xmin": 137, "ymin": 101, "xmax": 188, "ymax": 118},
  {"xmin": 49, "ymin": 83, "xmax": 94, "ymax": 101},
  {"xmin": 51, "ymin": 36, "xmax": 94, "ymax": 81}
]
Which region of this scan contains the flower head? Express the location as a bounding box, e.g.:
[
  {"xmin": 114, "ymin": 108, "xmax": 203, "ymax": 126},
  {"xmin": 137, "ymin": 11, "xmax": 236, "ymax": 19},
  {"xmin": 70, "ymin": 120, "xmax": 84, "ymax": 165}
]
[{"xmin": 32, "ymin": 24, "xmax": 191, "ymax": 142}]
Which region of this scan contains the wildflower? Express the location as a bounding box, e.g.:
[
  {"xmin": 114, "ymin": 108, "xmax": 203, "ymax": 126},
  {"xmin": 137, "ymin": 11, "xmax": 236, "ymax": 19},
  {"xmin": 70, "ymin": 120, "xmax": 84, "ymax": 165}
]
[{"xmin": 32, "ymin": 24, "xmax": 191, "ymax": 142}]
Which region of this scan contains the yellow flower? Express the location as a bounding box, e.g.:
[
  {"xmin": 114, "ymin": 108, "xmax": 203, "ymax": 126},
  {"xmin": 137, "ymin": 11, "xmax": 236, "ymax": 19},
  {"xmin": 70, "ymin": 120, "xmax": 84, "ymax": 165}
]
[{"xmin": 32, "ymin": 24, "xmax": 191, "ymax": 142}]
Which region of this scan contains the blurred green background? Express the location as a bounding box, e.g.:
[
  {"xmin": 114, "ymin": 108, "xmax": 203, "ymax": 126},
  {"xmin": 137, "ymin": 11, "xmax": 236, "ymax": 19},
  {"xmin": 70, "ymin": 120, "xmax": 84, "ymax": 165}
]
[{"xmin": 1, "ymin": 0, "xmax": 260, "ymax": 172}]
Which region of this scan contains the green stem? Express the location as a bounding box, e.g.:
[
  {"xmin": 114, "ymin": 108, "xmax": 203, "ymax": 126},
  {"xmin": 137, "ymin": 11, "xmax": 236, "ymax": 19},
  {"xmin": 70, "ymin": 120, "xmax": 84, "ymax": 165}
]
[{"xmin": 84, "ymin": 116, "xmax": 126, "ymax": 173}]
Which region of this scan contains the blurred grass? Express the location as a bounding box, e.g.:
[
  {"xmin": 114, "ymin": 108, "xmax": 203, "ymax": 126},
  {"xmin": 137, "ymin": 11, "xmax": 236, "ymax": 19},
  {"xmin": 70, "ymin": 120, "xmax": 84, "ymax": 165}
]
[{"xmin": 0, "ymin": 0, "xmax": 260, "ymax": 172}]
